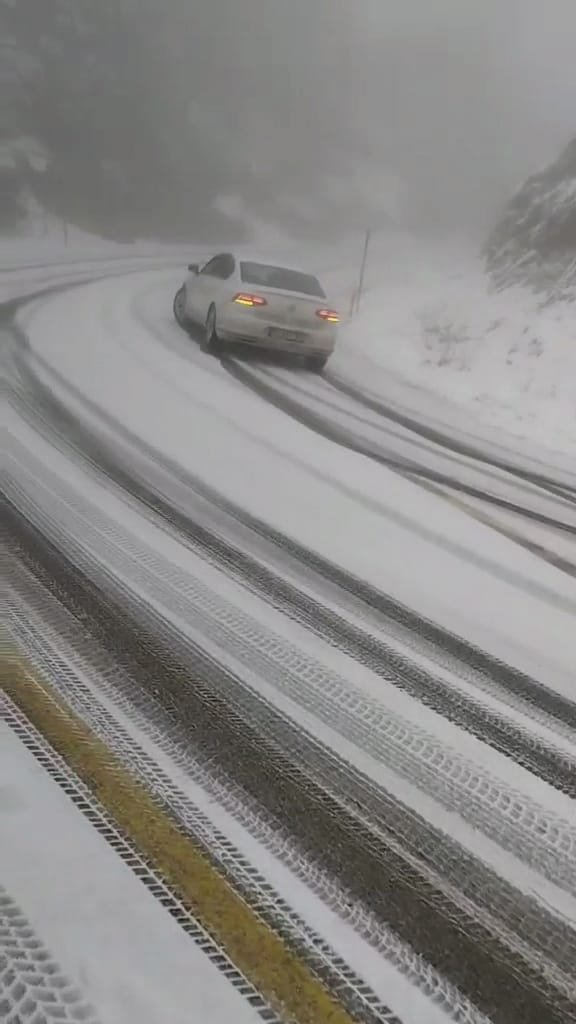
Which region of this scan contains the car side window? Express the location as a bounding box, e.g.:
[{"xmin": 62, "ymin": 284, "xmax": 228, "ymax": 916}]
[
  {"xmin": 200, "ymin": 257, "xmax": 222, "ymax": 277},
  {"xmin": 200, "ymin": 254, "xmax": 235, "ymax": 279}
]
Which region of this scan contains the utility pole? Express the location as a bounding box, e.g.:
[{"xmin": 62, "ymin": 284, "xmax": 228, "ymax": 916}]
[{"xmin": 355, "ymin": 228, "xmax": 371, "ymax": 315}]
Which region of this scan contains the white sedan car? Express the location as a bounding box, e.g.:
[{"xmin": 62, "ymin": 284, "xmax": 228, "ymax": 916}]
[{"xmin": 173, "ymin": 252, "xmax": 339, "ymax": 371}]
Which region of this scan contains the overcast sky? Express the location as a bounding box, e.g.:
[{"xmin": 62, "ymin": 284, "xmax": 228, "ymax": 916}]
[{"xmin": 157, "ymin": 0, "xmax": 576, "ymax": 236}]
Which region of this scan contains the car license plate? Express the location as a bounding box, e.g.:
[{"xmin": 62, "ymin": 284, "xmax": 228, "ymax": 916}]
[{"xmin": 268, "ymin": 327, "xmax": 307, "ymax": 343}]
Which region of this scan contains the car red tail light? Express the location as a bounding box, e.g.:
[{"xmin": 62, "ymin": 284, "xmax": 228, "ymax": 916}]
[
  {"xmin": 233, "ymin": 293, "xmax": 268, "ymax": 307},
  {"xmin": 316, "ymin": 308, "xmax": 340, "ymax": 323}
]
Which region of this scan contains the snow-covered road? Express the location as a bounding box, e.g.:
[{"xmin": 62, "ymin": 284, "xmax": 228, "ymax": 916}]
[
  {"xmin": 3, "ymin": 260, "xmax": 576, "ymax": 1024},
  {"xmin": 14, "ymin": 269, "xmax": 576, "ymax": 679}
]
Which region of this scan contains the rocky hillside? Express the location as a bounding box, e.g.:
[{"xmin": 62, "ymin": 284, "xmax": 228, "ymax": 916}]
[{"xmin": 485, "ymin": 137, "xmax": 576, "ymax": 300}]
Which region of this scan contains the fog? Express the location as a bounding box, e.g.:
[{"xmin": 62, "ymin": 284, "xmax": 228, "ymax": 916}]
[{"xmin": 4, "ymin": 0, "xmax": 576, "ymax": 241}]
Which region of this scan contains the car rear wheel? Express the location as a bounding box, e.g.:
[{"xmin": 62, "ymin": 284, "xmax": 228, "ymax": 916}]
[
  {"xmin": 203, "ymin": 304, "xmax": 225, "ymax": 356},
  {"xmin": 306, "ymin": 354, "xmax": 328, "ymax": 373},
  {"xmin": 173, "ymin": 286, "xmax": 190, "ymax": 330}
]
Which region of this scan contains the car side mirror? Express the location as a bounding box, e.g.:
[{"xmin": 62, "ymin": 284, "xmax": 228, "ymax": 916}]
[{"xmin": 188, "ymin": 263, "xmax": 199, "ymax": 274}]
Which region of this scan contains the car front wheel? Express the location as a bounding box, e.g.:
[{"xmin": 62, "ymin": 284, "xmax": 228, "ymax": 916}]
[
  {"xmin": 202, "ymin": 304, "xmax": 225, "ymax": 356},
  {"xmin": 173, "ymin": 286, "xmax": 190, "ymax": 330}
]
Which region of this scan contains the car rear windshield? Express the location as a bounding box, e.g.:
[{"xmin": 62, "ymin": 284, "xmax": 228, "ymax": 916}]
[{"xmin": 240, "ymin": 262, "xmax": 326, "ymax": 298}]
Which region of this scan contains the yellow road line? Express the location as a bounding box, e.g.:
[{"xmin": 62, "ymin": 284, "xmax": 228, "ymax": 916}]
[{"xmin": 1, "ymin": 651, "xmax": 360, "ymax": 1024}]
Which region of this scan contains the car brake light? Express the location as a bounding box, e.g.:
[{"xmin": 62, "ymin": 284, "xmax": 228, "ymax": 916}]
[
  {"xmin": 233, "ymin": 293, "xmax": 268, "ymax": 307},
  {"xmin": 316, "ymin": 308, "xmax": 340, "ymax": 323}
]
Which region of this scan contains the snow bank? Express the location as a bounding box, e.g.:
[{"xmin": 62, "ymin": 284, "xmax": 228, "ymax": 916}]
[{"xmin": 335, "ymin": 240, "xmax": 576, "ymax": 460}]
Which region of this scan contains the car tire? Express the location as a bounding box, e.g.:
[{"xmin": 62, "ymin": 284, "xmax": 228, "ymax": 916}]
[
  {"xmin": 173, "ymin": 286, "xmax": 190, "ymax": 331},
  {"xmin": 203, "ymin": 304, "xmax": 225, "ymax": 356},
  {"xmin": 306, "ymin": 354, "xmax": 328, "ymax": 373}
]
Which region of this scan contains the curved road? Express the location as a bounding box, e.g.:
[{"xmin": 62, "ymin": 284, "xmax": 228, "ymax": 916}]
[{"xmin": 3, "ymin": 261, "xmax": 576, "ymax": 1024}]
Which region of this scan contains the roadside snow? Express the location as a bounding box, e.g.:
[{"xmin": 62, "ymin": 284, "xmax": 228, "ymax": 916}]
[
  {"xmin": 332, "ymin": 240, "xmax": 576, "ymax": 466},
  {"xmin": 0, "ymin": 716, "xmax": 264, "ymax": 1024}
]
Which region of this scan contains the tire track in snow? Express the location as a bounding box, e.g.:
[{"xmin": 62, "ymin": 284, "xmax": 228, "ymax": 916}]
[
  {"xmin": 4, "ymin": 503, "xmax": 576, "ymax": 1024},
  {"xmin": 221, "ymin": 356, "xmax": 576, "ymax": 538},
  {"xmin": 9, "ymin": 337, "xmax": 576, "ymax": 740},
  {"xmin": 3, "ymin": 677, "xmax": 382, "ymax": 1024},
  {"xmin": 5, "ymin": 445, "xmax": 576, "ymax": 899},
  {"xmin": 11, "ymin": 370, "xmax": 575, "ymax": 795},
  {"xmin": 324, "ymin": 372, "xmax": 576, "ymax": 501},
  {"xmin": 0, "ymin": 886, "xmax": 100, "ymax": 1024},
  {"xmin": 5, "ymin": 567, "xmax": 493, "ymax": 1024},
  {"xmin": 5, "ymin": 582, "xmax": 438, "ymax": 1024}
]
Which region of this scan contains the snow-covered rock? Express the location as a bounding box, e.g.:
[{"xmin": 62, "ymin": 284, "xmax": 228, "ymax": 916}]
[{"xmin": 485, "ymin": 137, "xmax": 576, "ymax": 299}]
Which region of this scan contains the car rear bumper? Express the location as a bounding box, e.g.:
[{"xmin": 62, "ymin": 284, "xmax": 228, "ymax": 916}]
[
  {"xmin": 219, "ymin": 313, "xmax": 336, "ymax": 355},
  {"xmin": 221, "ymin": 332, "xmax": 334, "ymax": 356}
]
